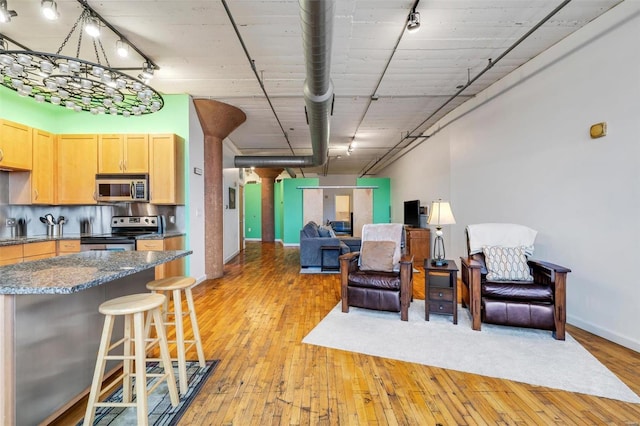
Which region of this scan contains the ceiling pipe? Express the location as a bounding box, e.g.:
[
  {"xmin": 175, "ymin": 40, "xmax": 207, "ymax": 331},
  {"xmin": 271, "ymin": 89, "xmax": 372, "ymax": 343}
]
[{"xmin": 234, "ymin": 0, "xmax": 334, "ymax": 169}]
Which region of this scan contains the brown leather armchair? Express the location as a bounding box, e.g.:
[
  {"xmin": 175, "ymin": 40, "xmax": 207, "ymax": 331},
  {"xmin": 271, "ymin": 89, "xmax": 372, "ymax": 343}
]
[
  {"xmin": 340, "ymin": 224, "xmax": 414, "ymax": 321},
  {"xmin": 460, "ymin": 224, "xmax": 571, "ymax": 340}
]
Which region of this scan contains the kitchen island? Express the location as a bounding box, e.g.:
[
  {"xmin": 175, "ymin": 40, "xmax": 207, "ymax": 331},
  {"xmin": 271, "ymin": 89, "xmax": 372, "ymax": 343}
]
[{"xmin": 0, "ymin": 249, "xmax": 192, "ymax": 425}]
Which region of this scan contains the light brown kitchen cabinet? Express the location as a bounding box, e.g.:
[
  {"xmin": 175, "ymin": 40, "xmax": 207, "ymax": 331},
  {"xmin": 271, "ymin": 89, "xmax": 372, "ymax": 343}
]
[
  {"xmin": 136, "ymin": 236, "xmax": 185, "ymax": 279},
  {"xmin": 149, "ymin": 134, "xmax": 184, "ymax": 205},
  {"xmin": 0, "ymin": 245, "xmax": 23, "ymax": 266},
  {"xmin": 56, "ymin": 134, "xmax": 98, "ymax": 204},
  {"xmin": 57, "ymin": 239, "xmax": 81, "ymax": 255},
  {"xmin": 23, "ymin": 241, "xmax": 56, "ymax": 262},
  {"xmin": 0, "ymin": 119, "xmax": 33, "ymax": 171},
  {"xmin": 9, "ymin": 128, "xmax": 55, "ymax": 205},
  {"xmin": 98, "ymin": 134, "xmax": 149, "ymax": 174}
]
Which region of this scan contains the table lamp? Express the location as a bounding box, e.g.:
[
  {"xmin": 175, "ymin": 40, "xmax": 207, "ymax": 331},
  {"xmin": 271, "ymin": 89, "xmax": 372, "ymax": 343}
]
[{"xmin": 427, "ymin": 199, "xmax": 456, "ymax": 266}]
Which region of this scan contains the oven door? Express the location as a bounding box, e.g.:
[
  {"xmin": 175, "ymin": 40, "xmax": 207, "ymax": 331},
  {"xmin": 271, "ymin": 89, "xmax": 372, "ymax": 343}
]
[{"xmin": 80, "ymin": 242, "xmax": 135, "ymax": 252}]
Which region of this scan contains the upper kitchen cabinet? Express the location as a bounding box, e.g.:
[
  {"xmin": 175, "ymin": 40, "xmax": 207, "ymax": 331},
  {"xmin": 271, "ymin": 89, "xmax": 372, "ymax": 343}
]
[
  {"xmin": 149, "ymin": 134, "xmax": 184, "ymax": 205},
  {"xmin": 0, "ymin": 119, "xmax": 33, "ymax": 171},
  {"xmin": 98, "ymin": 134, "xmax": 149, "ymax": 174},
  {"xmin": 9, "ymin": 128, "xmax": 55, "ymax": 205},
  {"xmin": 57, "ymin": 134, "xmax": 98, "ymax": 204}
]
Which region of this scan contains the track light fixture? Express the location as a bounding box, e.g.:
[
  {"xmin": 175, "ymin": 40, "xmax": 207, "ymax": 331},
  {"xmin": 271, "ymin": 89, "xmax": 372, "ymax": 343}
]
[
  {"xmin": 84, "ymin": 14, "xmax": 100, "ymax": 37},
  {"xmin": 0, "ymin": 0, "xmax": 17, "ymax": 23},
  {"xmin": 41, "ymin": 0, "xmax": 59, "ymax": 21},
  {"xmin": 407, "ymin": 10, "xmax": 420, "ymax": 33},
  {"xmin": 116, "ymin": 39, "xmax": 129, "ymax": 57}
]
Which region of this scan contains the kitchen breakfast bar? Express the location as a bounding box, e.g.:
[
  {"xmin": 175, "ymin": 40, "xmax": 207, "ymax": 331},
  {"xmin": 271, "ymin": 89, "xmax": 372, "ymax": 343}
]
[{"xmin": 0, "ymin": 249, "xmax": 192, "ymax": 426}]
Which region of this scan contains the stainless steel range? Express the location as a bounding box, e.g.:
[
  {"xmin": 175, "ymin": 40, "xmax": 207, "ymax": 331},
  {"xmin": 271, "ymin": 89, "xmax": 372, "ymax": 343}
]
[{"xmin": 80, "ymin": 215, "xmax": 163, "ymax": 251}]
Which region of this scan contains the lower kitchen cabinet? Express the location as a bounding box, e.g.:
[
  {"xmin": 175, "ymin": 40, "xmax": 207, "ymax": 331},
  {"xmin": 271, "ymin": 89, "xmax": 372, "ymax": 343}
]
[
  {"xmin": 23, "ymin": 241, "xmax": 56, "ymax": 262},
  {"xmin": 0, "ymin": 245, "xmax": 23, "ymax": 266},
  {"xmin": 57, "ymin": 240, "xmax": 81, "ymax": 255},
  {"xmin": 136, "ymin": 236, "xmax": 185, "ymax": 279}
]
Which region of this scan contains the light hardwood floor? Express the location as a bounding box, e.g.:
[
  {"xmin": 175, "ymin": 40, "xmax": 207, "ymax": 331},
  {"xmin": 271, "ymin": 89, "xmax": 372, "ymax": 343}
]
[{"xmin": 54, "ymin": 242, "xmax": 640, "ymax": 425}]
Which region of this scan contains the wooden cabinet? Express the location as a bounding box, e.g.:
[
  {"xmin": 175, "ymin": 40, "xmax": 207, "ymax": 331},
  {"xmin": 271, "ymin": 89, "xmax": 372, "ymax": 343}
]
[
  {"xmin": 23, "ymin": 241, "xmax": 56, "ymax": 262},
  {"xmin": 136, "ymin": 236, "xmax": 185, "ymax": 279},
  {"xmin": 405, "ymin": 227, "xmax": 430, "ymax": 265},
  {"xmin": 149, "ymin": 134, "xmax": 184, "ymax": 205},
  {"xmin": 0, "ymin": 119, "xmax": 32, "ymax": 171},
  {"xmin": 56, "ymin": 134, "xmax": 98, "ymax": 204},
  {"xmin": 0, "ymin": 245, "xmax": 23, "ymax": 266},
  {"xmin": 98, "ymin": 134, "xmax": 149, "ymax": 174},
  {"xmin": 9, "ymin": 128, "xmax": 55, "ymax": 205},
  {"xmin": 57, "ymin": 239, "xmax": 81, "ymax": 255}
]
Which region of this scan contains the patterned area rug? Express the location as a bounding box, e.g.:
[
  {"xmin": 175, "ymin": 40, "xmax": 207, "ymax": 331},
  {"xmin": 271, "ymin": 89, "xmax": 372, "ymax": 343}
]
[
  {"xmin": 303, "ymin": 301, "xmax": 640, "ymax": 403},
  {"xmin": 78, "ymin": 360, "xmax": 218, "ymax": 426}
]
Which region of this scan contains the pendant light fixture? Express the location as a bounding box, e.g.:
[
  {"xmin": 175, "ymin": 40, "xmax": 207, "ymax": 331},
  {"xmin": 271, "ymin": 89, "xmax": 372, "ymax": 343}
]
[{"xmin": 0, "ymin": 2, "xmax": 163, "ymax": 116}]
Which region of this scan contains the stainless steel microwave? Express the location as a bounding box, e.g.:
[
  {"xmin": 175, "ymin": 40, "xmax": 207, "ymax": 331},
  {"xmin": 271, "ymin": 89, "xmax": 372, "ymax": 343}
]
[{"xmin": 95, "ymin": 174, "xmax": 149, "ymax": 202}]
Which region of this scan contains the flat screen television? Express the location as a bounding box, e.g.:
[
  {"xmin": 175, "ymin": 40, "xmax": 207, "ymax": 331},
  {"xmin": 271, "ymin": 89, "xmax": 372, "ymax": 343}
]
[{"xmin": 403, "ymin": 200, "xmax": 420, "ymax": 228}]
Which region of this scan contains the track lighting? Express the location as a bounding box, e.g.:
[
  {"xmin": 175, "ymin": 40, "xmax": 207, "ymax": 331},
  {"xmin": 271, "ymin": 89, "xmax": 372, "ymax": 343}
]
[
  {"xmin": 41, "ymin": 0, "xmax": 59, "ymax": 21},
  {"xmin": 84, "ymin": 14, "xmax": 100, "ymax": 37},
  {"xmin": 407, "ymin": 10, "xmax": 420, "ymax": 33},
  {"xmin": 116, "ymin": 39, "xmax": 129, "ymax": 57},
  {"xmin": 0, "ymin": 0, "xmax": 17, "ymax": 23}
]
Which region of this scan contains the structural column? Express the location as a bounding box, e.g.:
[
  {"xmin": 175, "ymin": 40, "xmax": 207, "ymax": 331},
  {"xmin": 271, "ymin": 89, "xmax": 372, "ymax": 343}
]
[
  {"xmin": 193, "ymin": 99, "xmax": 246, "ymax": 279},
  {"xmin": 254, "ymin": 168, "xmax": 283, "ymax": 242}
]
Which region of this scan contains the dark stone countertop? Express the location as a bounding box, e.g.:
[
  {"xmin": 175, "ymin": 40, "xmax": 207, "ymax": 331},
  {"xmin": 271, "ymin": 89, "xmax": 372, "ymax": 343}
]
[{"xmin": 0, "ymin": 250, "xmax": 192, "ymax": 295}]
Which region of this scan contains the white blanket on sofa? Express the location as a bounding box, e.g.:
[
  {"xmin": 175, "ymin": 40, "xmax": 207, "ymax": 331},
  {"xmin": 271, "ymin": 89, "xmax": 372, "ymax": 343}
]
[{"xmin": 467, "ymin": 223, "xmax": 537, "ymax": 255}]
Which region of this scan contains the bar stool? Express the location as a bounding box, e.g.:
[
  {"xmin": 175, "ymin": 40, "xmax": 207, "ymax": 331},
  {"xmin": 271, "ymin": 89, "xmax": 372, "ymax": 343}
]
[
  {"xmin": 146, "ymin": 276, "xmax": 206, "ymax": 395},
  {"xmin": 84, "ymin": 293, "xmax": 179, "ymax": 426}
]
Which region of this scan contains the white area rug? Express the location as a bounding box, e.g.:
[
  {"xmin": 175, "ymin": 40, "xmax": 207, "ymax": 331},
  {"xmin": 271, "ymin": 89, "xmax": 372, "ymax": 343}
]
[
  {"xmin": 303, "ymin": 300, "xmax": 640, "ymax": 403},
  {"xmin": 300, "ymin": 267, "xmax": 340, "ymax": 274}
]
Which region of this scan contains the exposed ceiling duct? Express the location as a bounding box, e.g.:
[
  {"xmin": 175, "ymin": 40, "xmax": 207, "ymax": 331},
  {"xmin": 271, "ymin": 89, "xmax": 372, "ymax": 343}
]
[{"xmin": 234, "ymin": 0, "xmax": 334, "ymax": 169}]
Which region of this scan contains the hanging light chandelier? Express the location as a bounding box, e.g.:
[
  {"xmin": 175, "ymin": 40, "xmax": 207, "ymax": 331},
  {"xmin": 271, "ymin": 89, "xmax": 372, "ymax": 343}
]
[{"xmin": 0, "ymin": 3, "xmax": 163, "ymax": 116}]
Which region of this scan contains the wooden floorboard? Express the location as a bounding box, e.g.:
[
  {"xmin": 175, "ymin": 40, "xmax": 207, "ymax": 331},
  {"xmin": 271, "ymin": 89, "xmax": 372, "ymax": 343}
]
[{"xmin": 51, "ymin": 242, "xmax": 640, "ymax": 425}]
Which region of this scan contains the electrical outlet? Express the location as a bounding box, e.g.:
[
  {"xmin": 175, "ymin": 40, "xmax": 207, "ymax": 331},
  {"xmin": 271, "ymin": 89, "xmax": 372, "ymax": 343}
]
[{"xmin": 6, "ymin": 218, "xmax": 16, "ymax": 227}]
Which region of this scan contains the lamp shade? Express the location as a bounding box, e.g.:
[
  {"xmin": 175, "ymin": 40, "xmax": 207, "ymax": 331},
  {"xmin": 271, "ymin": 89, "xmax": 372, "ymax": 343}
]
[{"xmin": 427, "ymin": 199, "xmax": 456, "ymax": 226}]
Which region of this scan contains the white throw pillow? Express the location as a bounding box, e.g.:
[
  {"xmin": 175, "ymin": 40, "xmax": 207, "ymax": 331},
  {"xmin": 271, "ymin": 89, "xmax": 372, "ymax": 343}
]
[{"xmin": 482, "ymin": 246, "xmax": 533, "ymax": 281}]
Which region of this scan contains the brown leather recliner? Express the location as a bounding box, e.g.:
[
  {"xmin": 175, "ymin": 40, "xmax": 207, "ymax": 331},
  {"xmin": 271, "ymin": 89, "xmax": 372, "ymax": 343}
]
[
  {"xmin": 340, "ymin": 224, "xmax": 413, "ymax": 321},
  {"xmin": 460, "ymin": 224, "xmax": 571, "ymax": 340}
]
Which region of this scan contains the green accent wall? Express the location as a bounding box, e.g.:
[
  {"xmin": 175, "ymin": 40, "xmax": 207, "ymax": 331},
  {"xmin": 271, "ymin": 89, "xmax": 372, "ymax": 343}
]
[
  {"xmin": 244, "ymin": 183, "xmax": 262, "ymax": 239},
  {"xmin": 283, "ymin": 178, "xmax": 318, "ymax": 244},
  {"xmin": 357, "ymin": 177, "xmax": 391, "ymax": 223}
]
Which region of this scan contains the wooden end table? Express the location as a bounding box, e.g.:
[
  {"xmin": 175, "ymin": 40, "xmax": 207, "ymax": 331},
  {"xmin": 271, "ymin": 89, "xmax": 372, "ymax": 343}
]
[{"xmin": 424, "ymin": 259, "xmax": 458, "ymax": 324}]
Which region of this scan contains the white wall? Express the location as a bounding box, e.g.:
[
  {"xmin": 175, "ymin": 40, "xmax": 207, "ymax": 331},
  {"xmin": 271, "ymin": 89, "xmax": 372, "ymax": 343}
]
[
  {"xmin": 382, "ymin": 2, "xmax": 640, "ymax": 351},
  {"xmin": 188, "ymin": 98, "xmax": 206, "ymax": 282}
]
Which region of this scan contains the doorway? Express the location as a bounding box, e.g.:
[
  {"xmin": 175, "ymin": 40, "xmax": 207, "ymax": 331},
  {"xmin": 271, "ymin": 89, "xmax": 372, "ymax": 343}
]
[{"xmin": 335, "ymin": 195, "xmax": 350, "ymax": 221}]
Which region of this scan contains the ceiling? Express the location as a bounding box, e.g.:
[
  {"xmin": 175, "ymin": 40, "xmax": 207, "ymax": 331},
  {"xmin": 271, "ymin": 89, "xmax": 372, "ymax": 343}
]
[{"xmin": 0, "ymin": 0, "xmax": 623, "ymax": 176}]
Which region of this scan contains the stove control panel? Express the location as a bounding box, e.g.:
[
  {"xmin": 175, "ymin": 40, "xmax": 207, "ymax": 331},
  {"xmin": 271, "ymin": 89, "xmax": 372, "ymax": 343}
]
[{"xmin": 111, "ymin": 216, "xmax": 161, "ymax": 230}]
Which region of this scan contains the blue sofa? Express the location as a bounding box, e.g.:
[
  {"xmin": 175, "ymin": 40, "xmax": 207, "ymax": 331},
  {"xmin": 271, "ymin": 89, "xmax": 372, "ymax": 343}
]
[{"xmin": 300, "ymin": 221, "xmax": 350, "ymax": 269}]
